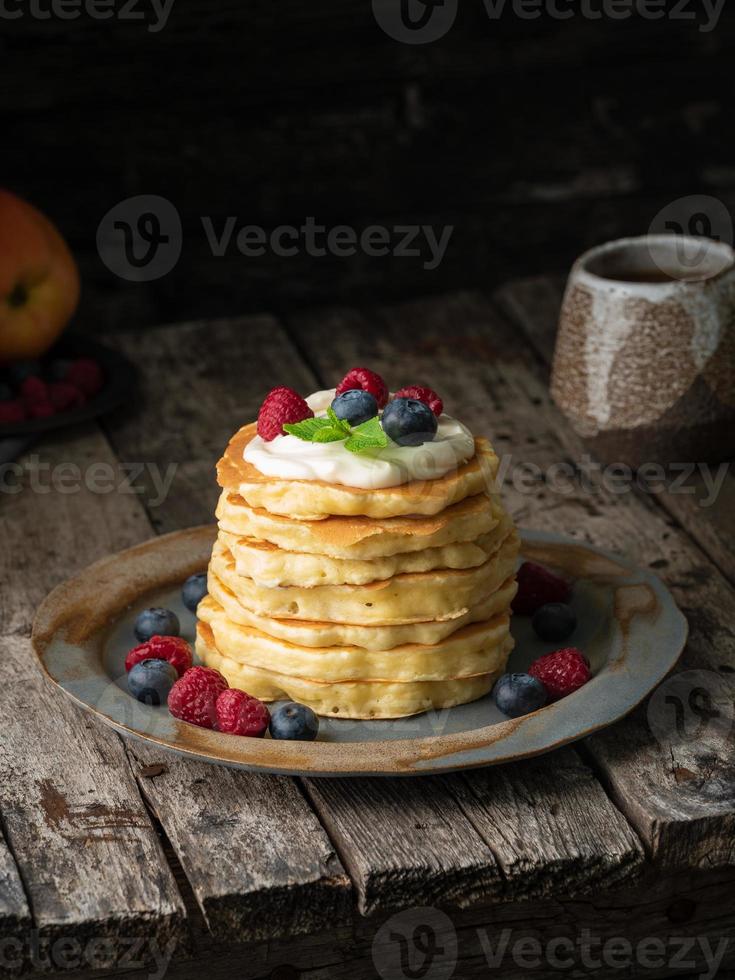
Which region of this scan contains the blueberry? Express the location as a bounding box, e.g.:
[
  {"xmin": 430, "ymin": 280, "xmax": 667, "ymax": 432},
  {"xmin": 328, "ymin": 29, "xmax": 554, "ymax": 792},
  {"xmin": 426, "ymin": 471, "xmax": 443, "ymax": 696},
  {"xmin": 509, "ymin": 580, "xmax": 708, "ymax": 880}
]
[
  {"xmin": 532, "ymin": 602, "xmax": 577, "ymax": 642},
  {"xmin": 7, "ymin": 360, "xmax": 42, "ymax": 386},
  {"xmin": 331, "ymin": 390, "xmax": 378, "ymax": 427},
  {"xmin": 381, "ymin": 397, "xmax": 438, "ymax": 447},
  {"xmin": 182, "ymin": 572, "xmax": 208, "ymax": 612},
  {"xmin": 134, "ymin": 607, "xmax": 180, "ymax": 642},
  {"xmin": 269, "ymin": 701, "xmax": 319, "ymax": 741},
  {"xmin": 493, "ymin": 673, "xmax": 547, "ymax": 718},
  {"xmin": 46, "ymin": 358, "xmax": 72, "ymax": 382},
  {"xmin": 128, "ymin": 659, "xmax": 178, "ymax": 705}
]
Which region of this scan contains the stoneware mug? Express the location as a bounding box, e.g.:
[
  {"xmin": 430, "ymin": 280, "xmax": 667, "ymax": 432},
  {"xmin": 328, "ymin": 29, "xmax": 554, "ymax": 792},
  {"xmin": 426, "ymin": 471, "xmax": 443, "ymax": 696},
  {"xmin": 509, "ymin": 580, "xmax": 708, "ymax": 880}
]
[{"xmin": 551, "ymin": 234, "xmax": 735, "ymax": 468}]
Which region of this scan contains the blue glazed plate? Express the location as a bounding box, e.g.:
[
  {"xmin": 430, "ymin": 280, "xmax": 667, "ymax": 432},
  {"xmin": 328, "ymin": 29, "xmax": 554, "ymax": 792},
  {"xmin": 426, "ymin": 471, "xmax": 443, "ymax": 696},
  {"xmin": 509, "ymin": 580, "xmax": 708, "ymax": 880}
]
[{"xmin": 32, "ymin": 525, "xmax": 687, "ymax": 776}]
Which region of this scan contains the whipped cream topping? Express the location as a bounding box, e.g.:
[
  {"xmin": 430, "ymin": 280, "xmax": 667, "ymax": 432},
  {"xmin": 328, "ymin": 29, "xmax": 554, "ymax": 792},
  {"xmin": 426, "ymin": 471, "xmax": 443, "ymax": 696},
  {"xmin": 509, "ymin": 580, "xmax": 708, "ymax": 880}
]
[{"xmin": 243, "ymin": 389, "xmax": 476, "ymax": 489}]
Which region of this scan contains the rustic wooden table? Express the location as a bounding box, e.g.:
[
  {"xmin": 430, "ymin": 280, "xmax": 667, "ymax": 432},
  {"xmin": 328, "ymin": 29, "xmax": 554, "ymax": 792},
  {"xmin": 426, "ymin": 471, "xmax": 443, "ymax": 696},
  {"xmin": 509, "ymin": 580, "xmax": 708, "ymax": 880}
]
[{"xmin": 1, "ymin": 277, "xmax": 734, "ymax": 980}]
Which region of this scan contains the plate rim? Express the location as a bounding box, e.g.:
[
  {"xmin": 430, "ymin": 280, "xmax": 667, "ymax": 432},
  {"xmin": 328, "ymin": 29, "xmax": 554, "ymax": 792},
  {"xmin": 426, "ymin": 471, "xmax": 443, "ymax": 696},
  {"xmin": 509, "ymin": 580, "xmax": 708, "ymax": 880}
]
[{"xmin": 32, "ymin": 524, "xmax": 688, "ymax": 777}]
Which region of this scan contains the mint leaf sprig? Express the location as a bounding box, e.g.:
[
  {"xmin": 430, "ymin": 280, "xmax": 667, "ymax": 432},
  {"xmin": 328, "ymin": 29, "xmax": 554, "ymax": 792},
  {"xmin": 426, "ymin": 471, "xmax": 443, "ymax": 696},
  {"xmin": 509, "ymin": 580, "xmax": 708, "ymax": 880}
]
[{"xmin": 284, "ymin": 408, "xmax": 387, "ymax": 454}]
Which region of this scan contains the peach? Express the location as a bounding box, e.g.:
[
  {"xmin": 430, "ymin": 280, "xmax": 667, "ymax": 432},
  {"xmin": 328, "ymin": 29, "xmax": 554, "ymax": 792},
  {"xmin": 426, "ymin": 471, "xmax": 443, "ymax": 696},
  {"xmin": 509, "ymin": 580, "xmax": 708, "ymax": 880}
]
[{"xmin": 0, "ymin": 189, "xmax": 80, "ymax": 361}]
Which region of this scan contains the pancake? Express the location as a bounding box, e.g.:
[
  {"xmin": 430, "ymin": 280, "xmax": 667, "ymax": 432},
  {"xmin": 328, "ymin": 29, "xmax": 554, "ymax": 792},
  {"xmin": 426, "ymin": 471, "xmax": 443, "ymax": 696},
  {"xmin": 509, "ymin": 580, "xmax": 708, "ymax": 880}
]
[
  {"xmin": 197, "ymin": 622, "xmax": 501, "ymax": 719},
  {"xmin": 217, "ymin": 423, "xmax": 499, "ymax": 519},
  {"xmin": 219, "ymin": 511, "xmax": 514, "ymax": 587},
  {"xmin": 208, "ymin": 568, "xmax": 519, "ymax": 650},
  {"xmin": 198, "ymin": 595, "xmax": 513, "ymax": 683},
  {"xmin": 210, "ymin": 529, "xmax": 520, "ymax": 625},
  {"xmin": 216, "ymin": 489, "xmax": 503, "ymax": 559}
]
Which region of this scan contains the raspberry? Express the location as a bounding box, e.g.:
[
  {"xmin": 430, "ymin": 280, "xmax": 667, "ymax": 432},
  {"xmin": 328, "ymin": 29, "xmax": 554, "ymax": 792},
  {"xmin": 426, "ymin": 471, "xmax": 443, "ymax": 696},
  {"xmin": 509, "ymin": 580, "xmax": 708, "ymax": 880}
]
[
  {"xmin": 528, "ymin": 647, "xmax": 591, "ymax": 701},
  {"xmin": 0, "ymin": 400, "xmax": 27, "ymax": 423},
  {"xmin": 336, "ymin": 367, "xmax": 389, "ymax": 408},
  {"xmin": 49, "ymin": 382, "xmax": 86, "ymax": 412},
  {"xmin": 394, "ymin": 385, "xmax": 443, "ymax": 417},
  {"xmin": 167, "ymin": 666, "xmax": 228, "ymax": 729},
  {"xmin": 215, "ymin": 689, "xmax": 270, "ymax": 737},
  {"xmin": 512, "ymin": 561, "xmax": 572, "ymax": 615},
  {"xmin": 66, "ymin": 359, "xmax": 104, "ymax": 396},
  {"xmin": 125, "ymin": 635, "xmax": 193, "ymax": 677},
  {"xmin": 28, "ymin": 400, "xmax": 56, "ymax": 419},
  {"xmin": 257, "ymin": 386, "xmax": 313, "ymax": 442},
  {"xmin": 20, "ymin": 376, "xmax": 48, "ymax": 404}
]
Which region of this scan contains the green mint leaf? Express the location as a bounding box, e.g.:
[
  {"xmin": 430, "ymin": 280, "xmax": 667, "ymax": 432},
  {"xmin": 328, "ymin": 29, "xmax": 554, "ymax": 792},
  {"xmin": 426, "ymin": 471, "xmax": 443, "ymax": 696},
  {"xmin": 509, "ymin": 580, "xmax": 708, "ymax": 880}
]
[
  {"xmin": 283, "ymin": 417, "xmax": 342, "ymax": 441},
  {"xmin": 352, "ymin": 416, "xmax": 386, "ymax": 441},
  {"xmin": 344, "ymin": 416, "xmax": 388, "ymax": 454},
  {"xmin": 312, "ymin": 426, "xmax": 348, "ymax": 443},
  {"xmin": 326, "ymin": 406, "xmax": 351, "ymax": 434}
]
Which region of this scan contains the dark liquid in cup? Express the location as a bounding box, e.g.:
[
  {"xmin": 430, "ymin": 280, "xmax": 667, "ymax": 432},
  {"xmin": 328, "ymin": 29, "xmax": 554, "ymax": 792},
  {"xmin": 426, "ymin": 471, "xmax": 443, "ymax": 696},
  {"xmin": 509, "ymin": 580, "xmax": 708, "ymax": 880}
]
[{"xmin": 600, "ymin": 267, "xmax": 715, "ymax": 283}]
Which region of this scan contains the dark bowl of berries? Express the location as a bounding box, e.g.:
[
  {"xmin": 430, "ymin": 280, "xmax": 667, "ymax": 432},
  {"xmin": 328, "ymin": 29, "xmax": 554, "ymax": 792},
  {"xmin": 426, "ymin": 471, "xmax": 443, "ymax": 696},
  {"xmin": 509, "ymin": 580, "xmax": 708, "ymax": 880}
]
[{"xmin": 0, "ymin": 336, "xmax": 137, "ymax": 439}]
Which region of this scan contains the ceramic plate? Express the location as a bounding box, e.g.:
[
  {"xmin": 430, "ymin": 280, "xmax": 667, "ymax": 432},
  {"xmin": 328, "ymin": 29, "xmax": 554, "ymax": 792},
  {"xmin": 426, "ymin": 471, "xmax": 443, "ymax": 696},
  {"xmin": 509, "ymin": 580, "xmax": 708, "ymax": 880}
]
[{"xmin": 32, "ymin": 525, "xmax": 687, "ymax": 776}]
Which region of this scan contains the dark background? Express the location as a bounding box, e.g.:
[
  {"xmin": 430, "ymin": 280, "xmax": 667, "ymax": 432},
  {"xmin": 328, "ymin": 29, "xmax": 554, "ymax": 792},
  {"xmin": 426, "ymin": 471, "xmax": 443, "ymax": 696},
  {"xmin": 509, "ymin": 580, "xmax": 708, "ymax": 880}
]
[{"xmin": 3, "ymin": 0, "xmax": 734, "ymax": 332}]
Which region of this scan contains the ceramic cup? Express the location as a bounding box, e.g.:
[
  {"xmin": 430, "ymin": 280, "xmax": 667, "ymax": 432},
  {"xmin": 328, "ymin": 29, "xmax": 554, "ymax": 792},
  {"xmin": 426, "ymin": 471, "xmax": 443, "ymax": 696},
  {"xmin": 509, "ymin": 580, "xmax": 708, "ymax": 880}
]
[{"xmin": 551, "ymin": 234, "xmax": 735, "ymax": 468}]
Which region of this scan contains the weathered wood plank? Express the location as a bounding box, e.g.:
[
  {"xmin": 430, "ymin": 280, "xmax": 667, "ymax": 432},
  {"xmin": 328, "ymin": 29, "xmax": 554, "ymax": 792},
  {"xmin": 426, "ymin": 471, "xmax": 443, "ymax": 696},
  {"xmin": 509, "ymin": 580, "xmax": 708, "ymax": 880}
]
[
  {"xmin": 101, "ymin": 317, "xmax": 354, "ymax": 940},
  {"xmin": 302, "ymin": 776, "xmax": 502, "ymax": 916},
  {"xmin": 495, "ymin": 274, "xmax": 735, "ymax": 588},
  {"xmin": 56, "ymin": 870, "xmax": 735, "ymax": 980},
  {"xmin": 0, "ymin": 825, "xmax": 31, "ymax": 963},
  {"xmin": 448, "ymin": 749, "xmax": 643, "ymax": 899},
  {"xmin": 286, "ymin": 292, "xmax": 735, "ymax": 872},
  {"xmin": 0, "ymin": 425, "xmax": 186, "ymax": 953},
  {"xmin": 102, "ymin": 315, "xmax": 316, "ymax": 532},
  {"xmin": 126, "ymin": 741, "xmax": 351, "ymax": 942}
]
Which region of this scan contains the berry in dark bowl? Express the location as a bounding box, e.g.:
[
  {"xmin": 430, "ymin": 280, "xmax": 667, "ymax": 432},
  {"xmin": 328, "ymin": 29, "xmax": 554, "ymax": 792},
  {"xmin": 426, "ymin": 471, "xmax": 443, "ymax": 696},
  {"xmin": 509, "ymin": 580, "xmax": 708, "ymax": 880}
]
[
  {"xmin": 46, "ymin": 358, "xmax": 73, "ymax": 382},
  {"xmin": 127, "ymin": 659, "xmax": 178, "ymax": 706},
  {"xmin": 0, "ymin": 400, "xmax": 25, "ymax": 424},
  {"xmin": 331, "ymin": 389, "xmax": 378, "ymax": 427},
  {"xmin": 382, "ymin": 397, "xmax": 438, "ymax": 447},
  {"xmin": 493, "ymin": 673, "xmax": 548, "ymax": 718},
  {"xmin": 6, "ymin": 359, "xmax": 42, "ymax": 386},
  {"xmin": 0, "ymin": 338, "xmax": 136, "ymax": 439},
  {"xmin": 134, "ymin": 607, "xmax": 180, "ymax": 643}
]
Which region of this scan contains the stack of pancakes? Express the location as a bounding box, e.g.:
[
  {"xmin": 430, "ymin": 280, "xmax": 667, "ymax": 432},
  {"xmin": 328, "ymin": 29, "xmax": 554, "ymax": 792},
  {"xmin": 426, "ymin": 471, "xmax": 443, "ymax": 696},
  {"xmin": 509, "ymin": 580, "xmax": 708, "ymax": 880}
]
[{"xmin": 196, "ymin": 421, "xmax": 520, "ymax": 719}]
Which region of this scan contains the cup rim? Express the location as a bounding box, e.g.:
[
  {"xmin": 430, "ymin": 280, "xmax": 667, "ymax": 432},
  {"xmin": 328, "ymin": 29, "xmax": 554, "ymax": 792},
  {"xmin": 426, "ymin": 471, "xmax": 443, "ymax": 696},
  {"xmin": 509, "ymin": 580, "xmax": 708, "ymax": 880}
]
[{"xmin": 572, "ymin": 234, "xmax": 735, "ymax": 289}]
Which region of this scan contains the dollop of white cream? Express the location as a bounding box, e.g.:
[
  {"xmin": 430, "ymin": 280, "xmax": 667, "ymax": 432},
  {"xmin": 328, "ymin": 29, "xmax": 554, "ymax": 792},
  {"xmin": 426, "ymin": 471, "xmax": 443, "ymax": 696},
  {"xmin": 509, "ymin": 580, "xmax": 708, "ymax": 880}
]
[{"xmin": 244, "ymin": 389, "xmax": 476, "ymax": 489}]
